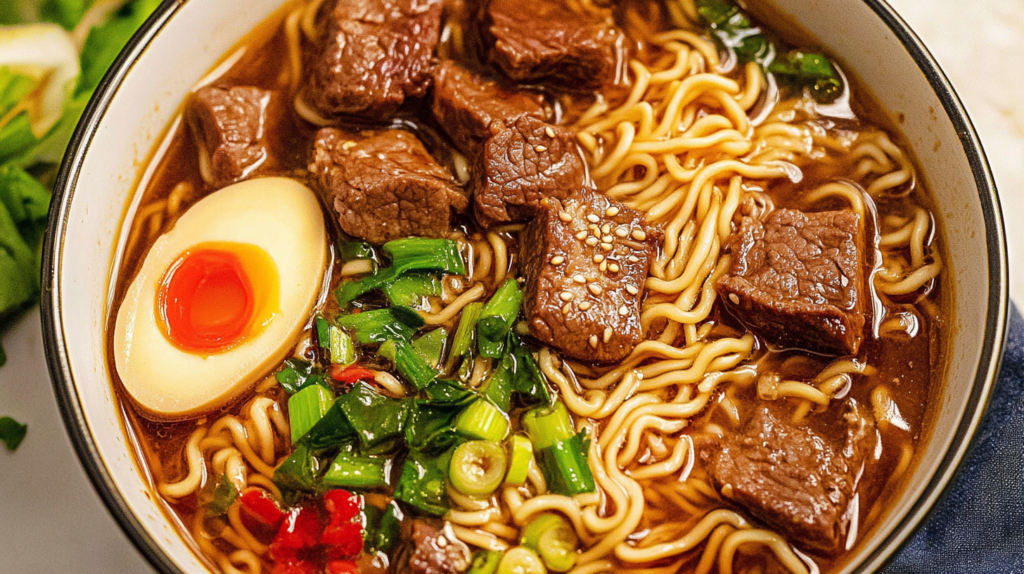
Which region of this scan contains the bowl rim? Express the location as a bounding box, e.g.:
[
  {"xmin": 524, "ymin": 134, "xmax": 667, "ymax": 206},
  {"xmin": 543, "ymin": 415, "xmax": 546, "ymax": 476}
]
[{"xmin": 39, "ymin": 0, "xmax": 1009, "ymax": 573}]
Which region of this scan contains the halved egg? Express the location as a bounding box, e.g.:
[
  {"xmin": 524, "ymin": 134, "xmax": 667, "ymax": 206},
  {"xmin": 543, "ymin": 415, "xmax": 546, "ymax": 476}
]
[{"xmin": 114, "ymin": 177, "xmax": 327, "ymax": 419}]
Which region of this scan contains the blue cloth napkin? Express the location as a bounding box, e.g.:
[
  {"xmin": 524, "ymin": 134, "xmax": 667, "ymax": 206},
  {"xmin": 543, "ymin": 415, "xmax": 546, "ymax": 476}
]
[{"xmin": 885, "ymin": 304, "xmax": 1024, "ymax": 573}]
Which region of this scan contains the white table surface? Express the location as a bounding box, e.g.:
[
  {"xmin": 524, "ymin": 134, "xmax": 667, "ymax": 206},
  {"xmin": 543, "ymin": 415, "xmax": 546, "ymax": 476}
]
[{"xmin": 1, "ymin": 0, "xmax": 1022, "ymax": 571}]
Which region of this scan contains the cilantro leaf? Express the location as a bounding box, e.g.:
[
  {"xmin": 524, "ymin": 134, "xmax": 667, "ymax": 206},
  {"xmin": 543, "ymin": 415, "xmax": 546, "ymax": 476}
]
[{"xmin": 0, "ymin": 416, "xmax": 28, "ymax": 451}]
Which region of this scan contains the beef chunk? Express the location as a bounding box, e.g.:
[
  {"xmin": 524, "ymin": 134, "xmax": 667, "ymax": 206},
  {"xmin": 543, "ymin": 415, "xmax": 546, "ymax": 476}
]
[
  {"xmin": 189, "ymin": 85, "xmax": 271, "ymax": 186},
  {"xmin": 473, "ymin": 115, "xmax": 588, "ymax": 228},
  {"xmin": 311, "ymin": 128, "xmax": 467, "ymax": 244},
  {"xmin": 305, "ymin": 0, "xmax": 442, "ymax": 120},
  {"xmin": 486, "ymin": 0, "xmax": 624, "ymax": 89},
  {"xmin": 700, "ymin": 404, "xmax": 875, "ymax": 554},
  {"xmin": 401, "ymin": 520, "xmax": 471, "ymax": 574},
  {"xmin": 431, "ymin": 60, "xmax": 547, "ymax": 154},
  {"xmin": 521, "ymin": 188, "xmax": 659, "ymax": 363},
  {"xmin": 716, "ymin": 209, "xmax": 867, "ymax": 356}
]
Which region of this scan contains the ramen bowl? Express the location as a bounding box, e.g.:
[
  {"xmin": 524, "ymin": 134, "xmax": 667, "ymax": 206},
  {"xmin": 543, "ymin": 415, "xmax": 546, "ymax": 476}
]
[{"xmin": 41, "ymin": 0, "xmax": 1008, "ymax": 572}]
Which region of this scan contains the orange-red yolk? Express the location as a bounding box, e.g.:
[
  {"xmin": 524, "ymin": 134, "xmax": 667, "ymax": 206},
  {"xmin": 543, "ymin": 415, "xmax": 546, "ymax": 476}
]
[{"xmin": 158, "ymin": 243, "xmax": 278, "ymax": 353}]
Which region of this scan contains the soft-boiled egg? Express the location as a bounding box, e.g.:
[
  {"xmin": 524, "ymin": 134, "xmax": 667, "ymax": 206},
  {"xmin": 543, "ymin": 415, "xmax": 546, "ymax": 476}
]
[{"xmin": 114, "ymin": 177, "xmax": 327, "ymax": 419}]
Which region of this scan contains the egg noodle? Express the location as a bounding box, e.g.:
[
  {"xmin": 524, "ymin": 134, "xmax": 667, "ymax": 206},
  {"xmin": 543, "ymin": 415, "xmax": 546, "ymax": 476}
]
[{"xmin": 128, "ymin": 0, "xmax": 944, "ymax": 572}]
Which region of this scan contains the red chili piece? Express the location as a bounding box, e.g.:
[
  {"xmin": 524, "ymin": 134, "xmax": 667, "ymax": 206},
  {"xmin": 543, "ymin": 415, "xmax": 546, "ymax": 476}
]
[
  {"xmin": 240, "ymin": 489, "xmax": 285, "ymax": 527},
  {"xmin": 322, "ymin": 489, "xmax": 365, "ymax": 559},
  {"xmin": 272, "ymin": 560, "xmax": 319, "ymax": 574},
  {"xmin": 330, "ymin": 365, "xmax": 377, "ymax": 384},
  {"xmin": 271, "ymin": 506, "xmax": 323, "ymax": 559}
]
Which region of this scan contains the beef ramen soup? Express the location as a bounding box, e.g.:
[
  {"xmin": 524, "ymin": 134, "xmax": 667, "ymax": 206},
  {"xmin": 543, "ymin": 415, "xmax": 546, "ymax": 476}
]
[{"xmin": 108, "ymin": 0, "xmax": 948, "ymax": 573}]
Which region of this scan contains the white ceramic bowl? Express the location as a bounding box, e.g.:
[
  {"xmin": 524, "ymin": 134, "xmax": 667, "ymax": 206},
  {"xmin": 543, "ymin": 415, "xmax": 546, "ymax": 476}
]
[{"xmin": 42, "ymin": 0, "xmax": 1009, "ymax": 572}]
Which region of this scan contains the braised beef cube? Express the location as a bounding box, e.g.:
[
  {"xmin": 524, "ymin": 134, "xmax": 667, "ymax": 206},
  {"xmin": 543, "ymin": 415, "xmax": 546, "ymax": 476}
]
[
  {"xmin": 311, "ymin": 128, "xmax": 467, "ymax": 244},
  {"xmin": 700, "ymin": 404, "xmax": 875, "ymax": 554},
  {"xmin": 431, "ymin": 60, "xmax": 547, "ymax": 154},
  {"xmin": 305, "ymin": 0, "xmax": 443, "ymax": 120},
  {"xmin": 521, "ymin": 188, "xmax": 659, "ymax": 363},
  {"xmin": 189, "ymin": 85, "xmax": 271, "ymax": 186},
  {"xmin": 400, "ymin": 520, "xmax": 471, "ymax": 574},
  {"xmin": 716, "ymin": 209, "xmax": 867, "ymax": 356},
  {"xmin": 473, "ymin": 116, "xmax": 588, "ymax": 228},
  {"xmin": 486, "ymin": 0, "xmax": 624, "ymax": 89}
]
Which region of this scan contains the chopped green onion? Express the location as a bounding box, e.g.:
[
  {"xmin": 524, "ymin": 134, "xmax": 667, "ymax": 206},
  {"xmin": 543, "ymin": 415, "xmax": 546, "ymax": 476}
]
[
  {"xmin": 477, "ymin": 330, "xmax": 505, "ymax": 359},
  {"xmin": 324, "ymin": 451, "xmax": 390, "ymax": 490},
  {"xmin": 395, "ymin": 448, "xmax": 452, "ymax": 516},
  {"xmin": 413, "ymin": 328, "xmax": 448, "ymax": 369},
  {"xmin": 449, "ymin": 440, "xmax": 507, "ymax": 496},
  {"xmin": 315, "ymin": 316, "xmax": 357, "ymax": 366},
  {"xmin": 361, "ymin": 504, "xmax": 384, "ymax": 552},
  {"xmin": 468, "ymin": 550, "xmax": 503, "ymax": 574},
  {"xmin": 336, "ymin": 238, "xmax": 465, "ymax": 306},
  {"xmin": 498, "ymin": 547, "xmax": 547, "ymax": 574},
  {"xmin": 288, "ymin": 384, "xmax": 335, "ymax": 444},
  {"xmin": 509, "ymin": 334, "xmax": 552, "ymax": 406},
  {"xmin": 383, "ymin": 237, "xmax": 466, "ymax": 275},
  {"xmin": 455, "ymin": 399, "xmax": 509, "ymax": 442},
  {"xmin": 337, "ymin": 235, "xmax": 376, "ymax": 262},
  {"xmin": 534, "ymin": 433, "xmax": 596, "ymax": 496},
  {"xmin": 385, "ymin": 272, "xmax": 442, "ymax": 308},
  {"xmin": 300, "ymin": 400, "xmax": 355, "ymax": 449},
  {"xmin": 335, "ymin": 307, "xmax": 423, "ymax": 344},
  {"xmin": 504, "ymin": 434, "xmax": 533, "ymax": 486},
  {"xmin": 370, "ymin": 500, "xmax": 404, "ymax": 554},
  {"xmin": 524, "ymin": 403, "xmax": 595, "ymax": 495},
  {"xmin": 379, "ymin": 338, "xmax": 437, "ymax": 390},
  {"xmin": 522, "ymin": 402, "xmax": 575, "ymax": 451},
  {"xmin": 273, "ymin": 444, "xmax": 321, "ymax": 495},
  {"xmin": 446, "ymin": 302, "xmax": 483, "ymax": 371},
  {"xmin": 521, "ymin": 514, "xmax": 579, "ymax": 572},
  {"xmin": 276, "ymin": 358, "xmax": 327, "ymax": 395},
  {"xmin": 477, "ymin": 279, "xmax": 523, "ymax": 340},
  {"xmin": 481, "ymin": 357, "xmax": 513, "ymax": 413}
]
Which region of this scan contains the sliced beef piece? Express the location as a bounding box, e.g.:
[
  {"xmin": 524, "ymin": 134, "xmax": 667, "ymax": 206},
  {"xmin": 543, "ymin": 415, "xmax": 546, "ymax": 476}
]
[
  {"xmin": 305, "ymin": 0, "xmax": 443, "ymax": 120},
  {"xmin": 473, "ymin": 115, "xmax": 589, "ymax": 228},
  {"xmin": 431, "ymin": 60, "xmax": 547, "ymax": 155},
  {"xmin": 521, "ymin": 188, "xmax": 659, "ymax": 363},
  {"xmin": 486, "ymin": 0, "xmax": 624, "ymax": 89},
  {"xmin": 310, "ymin": 127, "xmax": 467, "ymax": 244},
  {"xmin": 700, "ymin": 404, "xmax": 876, "ymax": 555},
  {"xmin": 716, "ymin": 209, "xmax": 867, "ymax": 356},
  {"xmin": 400, "ymin": 520, "xmax": 471, "ymax": 574},
  {"xmin": 189, "ymin": 85, "xmax": 271, "ymax": 186}
]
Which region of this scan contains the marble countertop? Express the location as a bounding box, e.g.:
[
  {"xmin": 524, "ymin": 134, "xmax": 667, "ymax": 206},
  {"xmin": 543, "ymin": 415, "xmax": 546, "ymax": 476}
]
[{"xmin": 1, "ymin": 0, "xmax": 1021, "ymax": 572}]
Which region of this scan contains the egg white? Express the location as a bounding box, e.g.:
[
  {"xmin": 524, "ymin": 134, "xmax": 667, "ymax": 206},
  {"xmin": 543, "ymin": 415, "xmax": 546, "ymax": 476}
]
[{"xmin": 114, "ymin": 177, "xmax": 327, "ymax": 419}]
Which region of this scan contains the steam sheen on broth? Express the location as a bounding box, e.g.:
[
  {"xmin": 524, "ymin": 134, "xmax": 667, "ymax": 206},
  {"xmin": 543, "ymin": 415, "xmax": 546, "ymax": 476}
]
[{"xmin": 109, "ymin": 1, "xmax": 947, "ymax": 573}]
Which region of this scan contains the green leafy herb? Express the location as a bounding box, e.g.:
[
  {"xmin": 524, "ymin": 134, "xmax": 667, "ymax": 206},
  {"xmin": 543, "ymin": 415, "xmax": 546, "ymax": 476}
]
[
  {"xmin": 202, "ymin": 474, "xmax": 238, "ymax": 516},
  {"xmin": 695, "ymin": 0, "xmax": 841, "ymax": 103},
  {"xmin": 0, "ymin": 416, "xmax": 27, "ymax": 451},
  {"xmin": 394, "ymin": 448, "xmax": 452, "ymax": 516},
  {"xmin": 335, "ymin": 382, "xmax": 411, "ymax": 452},
  {"xmin": 335, "ymin": 307, "xmax": 423, "ymax": 345},
  {"xmin": 275, "ymin": 358, "xmax": 328, "ymax": 395}
]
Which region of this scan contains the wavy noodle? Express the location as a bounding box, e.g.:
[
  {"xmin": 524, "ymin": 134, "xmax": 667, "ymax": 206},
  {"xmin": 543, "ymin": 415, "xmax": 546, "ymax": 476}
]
[{"xmin": 156, "ymin": 393, "xmax": 292, "ymax": 572}]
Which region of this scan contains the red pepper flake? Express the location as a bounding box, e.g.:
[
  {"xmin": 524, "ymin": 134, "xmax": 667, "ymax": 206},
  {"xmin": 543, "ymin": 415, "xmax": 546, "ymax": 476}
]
[
  {"xmin": 271, "ymin": 506, "xmax": 323, "ymax": 557},
  {"xmin": 240, "ymin": 489, "xmax": 285, "ymax": 528},
  {"xmin": 329, "ymin": 365, "xmax": 377, "ymax": 385},
  {"xmin": 326, "ymin": 560, "xmax": 360, "ymax": 574},
  {"xmin": 323, "ymin": 521, "xmax": 363, "ymax": 559},
  {"xmin": 324, "ymin": 489, "xmax": 362, "ymax": 521}
]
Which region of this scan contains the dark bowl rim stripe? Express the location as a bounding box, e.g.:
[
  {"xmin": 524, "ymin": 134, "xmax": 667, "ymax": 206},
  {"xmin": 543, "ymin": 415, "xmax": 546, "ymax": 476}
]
[{"xmin": 39, "ymin": 0, "xmax": 1008, "ymax": 573}]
